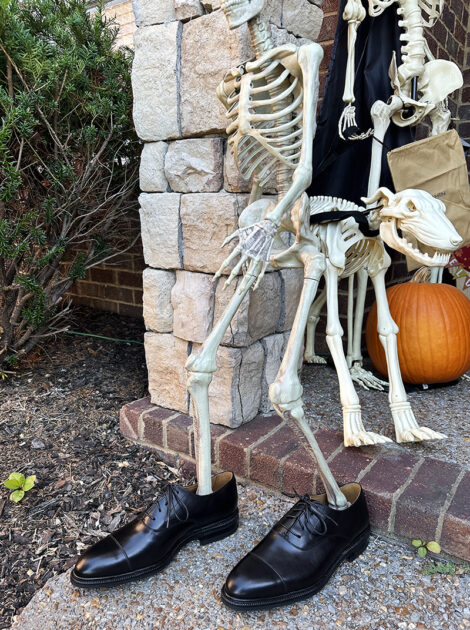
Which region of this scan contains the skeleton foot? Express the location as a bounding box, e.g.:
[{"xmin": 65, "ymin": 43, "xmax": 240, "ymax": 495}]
[
  {"xmin": 462, "ymin": 374, "xmax": 470, "ymax": 382},
  {"xmin": 350, "ymin": 364, "xmax": 388, "ymax": 391},
  {"xmin": 391, "ymin": 402, "xmax": 447, "ymax": 443},
  {"xmin": 304, "ymin": 352, "xmax": 327, "ymax": 365},
  {"xmin": 344, "ymin": 406, "xmax": 392, "ymax": 447}
]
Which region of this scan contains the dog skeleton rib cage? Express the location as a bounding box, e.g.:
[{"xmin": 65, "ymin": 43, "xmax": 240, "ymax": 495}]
[{"xmin": 185, "ymin": 0, "xmax": 464, "ymax": 506}]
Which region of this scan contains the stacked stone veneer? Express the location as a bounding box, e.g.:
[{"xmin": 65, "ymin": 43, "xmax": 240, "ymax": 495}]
[{"xmin": 132, "ymin": 0, "xmax": 324, "ymax": 427}]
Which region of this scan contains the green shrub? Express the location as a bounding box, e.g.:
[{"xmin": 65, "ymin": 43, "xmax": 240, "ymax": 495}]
[{"xmin": 0, "ymin": 0, "xmax": 140, "ymax": 369}]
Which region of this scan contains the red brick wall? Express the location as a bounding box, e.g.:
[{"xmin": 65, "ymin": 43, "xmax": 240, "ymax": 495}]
[{"xmin": 70, "ymin": 1, "xmax": 143, "ymax": 318}]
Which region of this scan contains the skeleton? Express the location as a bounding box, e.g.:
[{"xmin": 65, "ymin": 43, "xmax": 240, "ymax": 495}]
[
  {"xmin": 307, "ymin": 0, "xmax": 464, "ymax": 389},
  {"xmin": 184, "ymin": 0, "xmax": 462, "ymax": 503},
  {"xmin": 290, "ymin": 189, "xmax": 462, "ymax": 446},
  {"xmin": 185, "ymin": 0, "xmax": 353, "ymax": 507}
]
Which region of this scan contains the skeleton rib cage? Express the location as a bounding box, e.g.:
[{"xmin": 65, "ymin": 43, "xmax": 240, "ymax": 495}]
[
  {"xmin": 223, "ymin": 56, "xmax": 305, "ymax": 189},
  {"xmin": 310, "ymin": 196, "xmax": 378, "ymax": 277}
]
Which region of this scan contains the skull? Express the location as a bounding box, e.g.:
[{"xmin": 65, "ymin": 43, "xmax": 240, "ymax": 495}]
[
  {"xmin": 221, "ymin": 0, "xmax": 265, "ymax": 29},
  {"xmin": 363, "ymin": 187, "xmax": 462, "ymax": 266}
]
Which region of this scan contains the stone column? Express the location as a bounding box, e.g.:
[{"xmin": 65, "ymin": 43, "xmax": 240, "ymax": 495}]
[{"xmin": 132, "ymin": 0, "xmax": 324, "ymax": 428}]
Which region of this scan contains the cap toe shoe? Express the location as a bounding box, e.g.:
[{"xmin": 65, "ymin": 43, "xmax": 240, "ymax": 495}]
[
  {"xmin": 222, "ymin": 483, "xmax": 370, "ymax": 610},
  {"xmin": 71, "ymin": 472, "xmax": 238, "ymax": 588}
]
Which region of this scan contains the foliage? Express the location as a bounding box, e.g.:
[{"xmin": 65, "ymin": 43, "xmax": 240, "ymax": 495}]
[
  {"xmin": 0, "ymin": 0, "xmax": 140, "ymax": 368},
  {"xmin": 3, "ymin": 472, "xmax": 36, "ymax": 502},
  {"xmin": 412, "ymin": 538, "xmax": 441, "ymax": 558},
  {"xmin": 421, "ymin": 560, "xmax": 470, "ymax": 576}
]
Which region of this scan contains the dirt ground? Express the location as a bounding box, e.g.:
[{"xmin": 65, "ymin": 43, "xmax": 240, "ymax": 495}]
[{"xmin": 0, "ymin": 309, "xmax": 191, "ymax": 629}]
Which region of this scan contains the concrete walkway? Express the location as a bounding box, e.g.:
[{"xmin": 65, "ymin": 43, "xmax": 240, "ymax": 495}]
[{"xmin": 12, "ymin": 483, "xmax": 470, "ymax": 630}]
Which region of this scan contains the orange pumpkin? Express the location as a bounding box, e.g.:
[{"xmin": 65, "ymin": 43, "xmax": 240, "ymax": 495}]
[{"xmin": 366, "ymin": 272, "xmax": 470, "ymax": 385}]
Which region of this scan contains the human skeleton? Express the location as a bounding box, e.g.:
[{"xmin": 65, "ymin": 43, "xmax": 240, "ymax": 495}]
[
  {"xmin": 312, "ymin": 0, "xmax": 465, "ymax": 389},
  {"xmin": 185, "ymin": 0, "xmax": 462, "ymax": 504}
]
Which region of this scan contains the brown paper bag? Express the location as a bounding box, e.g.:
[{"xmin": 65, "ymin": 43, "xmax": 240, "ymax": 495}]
[{"xmin": 387, "ymin": 130, "xmax": 470, "ymax": 270}]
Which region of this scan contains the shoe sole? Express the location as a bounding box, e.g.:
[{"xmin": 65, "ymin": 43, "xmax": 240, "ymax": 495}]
[
  {"xmin": 221, "ymin": 526, "xmax": 370, "ymax": 611},
  {"xmin": 70, "ymin": 509, "xmax": 239, "ymax": 589}
]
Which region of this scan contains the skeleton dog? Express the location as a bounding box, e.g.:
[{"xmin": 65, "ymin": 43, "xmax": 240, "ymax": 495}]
[{"xmin": 285, "ymin": 189, "xmax": 461, "ymax": 447}]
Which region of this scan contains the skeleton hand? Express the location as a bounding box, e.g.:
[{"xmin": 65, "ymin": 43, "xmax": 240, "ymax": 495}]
[{"xmin": 214, "ymin": 218, "xmax": 278, "ymax": 290}]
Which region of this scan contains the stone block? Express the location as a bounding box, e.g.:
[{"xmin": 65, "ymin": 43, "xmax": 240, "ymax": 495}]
[
  {"xmin": 171, "ymin": 271, "xmax": 215, "ymax": 343},
  {"xmin": 190, "ymin": 342, "xmax": 265, "ymax": 427},
  {"xmin": 201, "ymin": 1, "xmax": 281, "ymax": 24},
  {"xmin": 165, "ymin": 139, "xmax": 224, "ymax": 193},
  {"xmin": 223, "ymin": 147, "xmax": 251, "ymax": 194},
  {"xmin": 132, "ymin": 0, "xmax": 175, "ymax": 26},
  {"xmin": 142, "ymin": 268, "xmax": 176, "ymax": 332},
  {"xmin": 145, "ymin": 333, "xmax": 189, "ymax": 413},
  {"xmin": 180, "ymin": 11, "xmax": 252, "ymax": 136},
  {"xmin": 201, "ymin": 0, "xmax": 220, "ymax": 9},
  {"xmin": 139, "ymin": 193, "xmax": 181, "ymax": 269},
  {"xmin": 180, "ymin": 192, "xmax": 248, "ymax": 274},
  {"xmin": 132, "ymin": 23, "xmax": 179, "ymax": 141},
  {"xmin": 175, "ymin": 0, "xmax": 204, "ymax": 21},
  {"xmin": 260, "ymin": 332, "xmax": 285, "ymax": 412},
  {"xmin": 223, "ymin": 146, "xmax": 277, "ymax": 194},
  {"xmin": 140, "ymin": 142, "xmax": 168, "ymax": 192},
  {"xmin": 213, "ymin": 277, "xmax": 250, "ymax": 346},
  {"xmin": 279, "ymin": 268, "xmax": 304, "ymax": 331},
  {"xmin": 213, "ymin": 272, "xmax": 282, "ymax": 347},
  {"xmin": 282, "ymin": 0, "xmax": 323, "ymax": 41},
  {"xmin": 248, "ymin": 271, "xmax": 282, "ymax": 339}
]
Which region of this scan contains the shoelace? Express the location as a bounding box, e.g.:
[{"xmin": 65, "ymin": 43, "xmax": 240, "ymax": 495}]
[
  {"xmin": 280, "ymin": 491, "xmax": 338, "ymax": 539},
  {"xmin": 146, "ymin": 485, "xmax": 190, "ymax": 528}
]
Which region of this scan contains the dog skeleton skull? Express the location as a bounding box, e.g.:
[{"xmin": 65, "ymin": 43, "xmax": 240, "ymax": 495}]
[{"xmin": 366, "ymin": 187, "xmax": 463, "ymax": 266}]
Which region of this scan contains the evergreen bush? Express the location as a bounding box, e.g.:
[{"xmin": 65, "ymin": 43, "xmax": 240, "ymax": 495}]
[{"xmin": 0, "ymin": 0, "xmax": 140, "ymax": 370}]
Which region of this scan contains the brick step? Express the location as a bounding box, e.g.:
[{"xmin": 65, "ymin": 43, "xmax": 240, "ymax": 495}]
[{"xmin": 120, "ymin": 397, "xmax": 470, "ymax": 562}]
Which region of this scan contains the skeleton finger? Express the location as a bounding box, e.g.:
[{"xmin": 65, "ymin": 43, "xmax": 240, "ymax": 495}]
[
  {"xmin": 225, "ymin": 253, "xmax": 249, "ymax": 288},
  {"xmin": 252, "ymin": 261, "xmax": 268, "ymax": 291},
  {"xmin": 221, "ymin": 230, "xmax": 240, "ymax": 249},
  {"xmin": 213, "ymin": 245, "xmax": 242, "ymax": 281}
]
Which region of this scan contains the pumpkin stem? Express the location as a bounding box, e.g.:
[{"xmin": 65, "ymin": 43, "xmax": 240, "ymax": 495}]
[{"xmin": 411, "ymin": 267, "xmax": 432, "ymax": 284}]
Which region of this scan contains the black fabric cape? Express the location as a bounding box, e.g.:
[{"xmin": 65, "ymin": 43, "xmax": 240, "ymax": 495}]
[{"xmin": 307, "ymin": 0, "xmax": 414, "ymax": 205}]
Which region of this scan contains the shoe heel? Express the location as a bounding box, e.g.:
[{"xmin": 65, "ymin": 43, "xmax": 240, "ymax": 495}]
[
  {"xmin": 346, "ymin": 529, "xmax": 370, "ymax": 562},
  {"xmin": 198, "ymin": 512, "xmax": 239, "ymax": 546}
]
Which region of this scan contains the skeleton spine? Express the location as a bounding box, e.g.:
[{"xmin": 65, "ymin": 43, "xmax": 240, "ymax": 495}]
[
  {"xmin": 396, "ymin": 0, "xmax": 426, "ymax": 83},
  {"xmin": 249, "ymin": 17, "xmax": 296, "ymax": 200}
]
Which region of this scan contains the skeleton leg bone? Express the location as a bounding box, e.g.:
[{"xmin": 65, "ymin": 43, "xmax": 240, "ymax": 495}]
[
  {"xmin": 186, "ymin": 266, "xmax": 259, "ymax": 495},
  {"xmin": 348, "ymin": 268, "xmax": 388, "ymax": 391},
  {"xmin": 324, "ymin": 261, "xmax": 392, "ymax": 447},
  {"xmin": 369, "ymin": 267, "xmax": 447, "ymax": 443},
  {"xmin": 269, "ymin": 253, "xmax": 348, "ymax": 510},
  {"xmin": 304, "ymin": 288, "xmax": 327, "ymax": 364}
]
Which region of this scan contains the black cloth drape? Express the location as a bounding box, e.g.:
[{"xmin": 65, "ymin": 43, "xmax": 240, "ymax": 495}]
[{"xmin": 307, "ymin": 0, "xmax": 414, "ymax": 205}]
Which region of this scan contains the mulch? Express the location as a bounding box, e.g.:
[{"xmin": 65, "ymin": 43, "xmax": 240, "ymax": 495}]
[{"xmin": 0, "ymin": 308, "xmax": 192, "ymax": 629}]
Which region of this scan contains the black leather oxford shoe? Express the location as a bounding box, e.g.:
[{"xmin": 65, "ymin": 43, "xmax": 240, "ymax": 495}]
[
  {"xmin": 222, "ymin": 482, "xmax": 369, "ymax": 610},
  {"xmin": 71, "ymin": 471, "xmax": 238, "ymax": 588}
]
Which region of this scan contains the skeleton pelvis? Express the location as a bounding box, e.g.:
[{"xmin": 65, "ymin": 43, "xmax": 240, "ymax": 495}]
[
  {"xmin": 417, "ymin": 60, "xmax": 463, "ymax": 104},
  {"xmin": 392, "ymin": 60, "xmax": 463, "ymax": 128}
]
